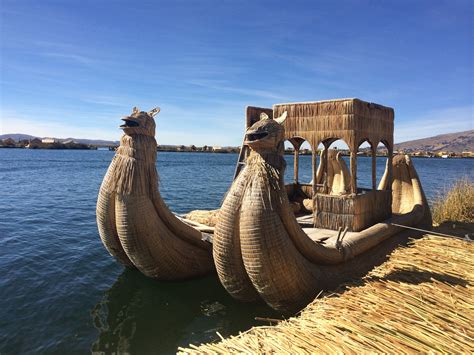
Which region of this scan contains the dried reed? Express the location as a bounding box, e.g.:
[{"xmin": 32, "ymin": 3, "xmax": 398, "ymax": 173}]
[
  {"xmin": 432, "ymin": 178, "xmax": 474, "ymax": 224},
  {"xmin": 179, "ymin": 235, "xmax": 473, "ymax": 353}
]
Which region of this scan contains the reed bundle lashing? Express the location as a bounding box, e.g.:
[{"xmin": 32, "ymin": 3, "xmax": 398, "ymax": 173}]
[{"xmin": 391, "ymin": 223, "xmax": 472, "ymax": 241}]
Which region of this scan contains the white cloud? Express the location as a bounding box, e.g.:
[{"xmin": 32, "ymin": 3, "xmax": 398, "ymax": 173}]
[
  {"xmin": 0, "ymin": 111, "xmax": 119, "ymax": 140},
  {"xmin": 188, "ymin": 80, "xmax": 288, "ymax": 100},
  {"xmin": 395, "ymin": 105, "xmax": 473, "ymax": 143},
  {"xmin": 41, "ymin": 52, "xmax": 96, "ymax": 66}
]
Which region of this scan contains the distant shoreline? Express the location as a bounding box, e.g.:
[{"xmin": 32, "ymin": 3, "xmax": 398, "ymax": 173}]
[{"xmin": 0, "ymin": 146, "xmax": 472, "ymax": 159}]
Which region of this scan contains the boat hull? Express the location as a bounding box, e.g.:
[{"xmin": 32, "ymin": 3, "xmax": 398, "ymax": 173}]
[{"xmin": 214, "ymin": 154, "xmax": 431, "ymax": 312}]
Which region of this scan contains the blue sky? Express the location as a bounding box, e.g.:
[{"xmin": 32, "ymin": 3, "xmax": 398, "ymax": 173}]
[{"xmin": 1, "ymin": 0, "xmax": 472, "ymax": 145}]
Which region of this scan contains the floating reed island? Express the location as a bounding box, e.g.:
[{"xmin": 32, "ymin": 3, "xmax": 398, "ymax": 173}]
[{"xmin": 179, "ymin": 234, "xmax": 473, "ymax": 353}]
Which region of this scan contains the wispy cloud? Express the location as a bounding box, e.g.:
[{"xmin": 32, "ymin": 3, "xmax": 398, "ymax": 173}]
[
  {"xmin": 395, "ymin": 105, "xmax": 473, "ymax": 143},
  {"xmin": 79, "ymin": 95, "xmax": 138, "ymax": 107},
  {"xmin": 40, "ymin": 52, "xmax": 97, "ymax": 65},
  {"xmin": 188, "ymin": 79, "xmax": 288, "ymax": 100}
]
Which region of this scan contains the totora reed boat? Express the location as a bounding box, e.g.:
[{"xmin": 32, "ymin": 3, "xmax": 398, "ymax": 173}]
[
  {"xmin": 96, "ymin": 99, "xmax": 431, "ymax": 312},
  {"xmin": 96, "ymin": 107, "xmax": 214, "ymax": 279},
  {"xmin": 213, "ymin": 98, "xmax": 432, "ymax": 312}
]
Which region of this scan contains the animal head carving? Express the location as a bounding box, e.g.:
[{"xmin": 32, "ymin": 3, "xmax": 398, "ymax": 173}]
[
  {"xmin": 245, "ymin": 111, "xmax": 287, "ymax": 151},
  {"xmin": 120, "ymin": 106, "xmax": 160, "ymax": 137}
]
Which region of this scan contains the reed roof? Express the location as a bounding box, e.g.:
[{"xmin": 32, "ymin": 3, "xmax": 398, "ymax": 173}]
[
  {"xmin": 179, "ymin": 235, "xmax": 473, "ymax": 353},
  {"xmin": 273, "ymin": 98, "xmax": 394, "ymax": 152}
]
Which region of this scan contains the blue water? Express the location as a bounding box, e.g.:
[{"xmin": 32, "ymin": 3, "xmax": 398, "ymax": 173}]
[{"xmin": 0, "ymin": 149, "xmax": 472, "ymax": 353}]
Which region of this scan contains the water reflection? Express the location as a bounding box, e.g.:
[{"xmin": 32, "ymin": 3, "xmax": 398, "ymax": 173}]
[{"xmin": 91, "ymin": 269, "xmax": 279, "ymax": 354}]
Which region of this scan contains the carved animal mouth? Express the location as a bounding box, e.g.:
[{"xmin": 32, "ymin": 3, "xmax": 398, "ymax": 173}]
[
  {"xmin": 120, "ymin": 118, "xmax": 139, "ymax": 128},
  {"xmin": 245, "ymin": 131, "xmax": 268, "ymax": 142}
]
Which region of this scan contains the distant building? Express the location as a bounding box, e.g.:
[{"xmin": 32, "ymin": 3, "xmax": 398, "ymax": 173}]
[
  {"xmin": 42, "ymin": 138, "xmax": 57, "ymax": 144},
  {"xmin": 26, "ymin": 138, "xmax": 42, "ymax": 149},
  {"xmin": 212, "ymin": 146, "xmax": 223, "ymax": 152},
  {"xmin": 63, "ymin": 139, "xmax": 76, "ymax": 145}
]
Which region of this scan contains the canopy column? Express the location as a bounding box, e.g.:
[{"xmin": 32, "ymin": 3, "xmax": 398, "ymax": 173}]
[
  {"xmin": 371, "ymin": 145, "xmax": 377, "ymax": 190},
  {"xmin": 289, "ymin": 137, "xmax": 305, "ymax": 185},
  {"xmin": 311, "ymin": 149, "xmax": 317, "ymax": 196},
  {"xmin": 387, "ymin": 144, "xmax": 393, "ymax": 191},
  {"xmin": 293, "ymin": 149, "xmax": 299, "ymax": 184},
  {"xmin": 350, "ymin": 151, "xmax": 357, "ymax": 194},
  {"xmin": 322, "ymin": 144, "xmax": 329, "ymax": 194}
]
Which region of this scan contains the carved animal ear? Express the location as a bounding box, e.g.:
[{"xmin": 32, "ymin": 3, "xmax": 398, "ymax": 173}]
[
  {"xmin": 132, "ymin": 107, "xmax": 140, "ymax": 115},
  {"xmin": 274, "ymin": 111, "xmax": 288, "ymax": 125},
  {"xmin": 148, "ymin": 107, "xmax": 161, "ymax": 117},
  {"xmin": 260, "ymin": 112, "xmax": 269, "ymax": 120}
]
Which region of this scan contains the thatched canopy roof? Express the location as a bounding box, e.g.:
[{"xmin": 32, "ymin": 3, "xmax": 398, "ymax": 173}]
[{"xmin": 272, "ymin": 98, "xmax": 394, "ymax": 152}]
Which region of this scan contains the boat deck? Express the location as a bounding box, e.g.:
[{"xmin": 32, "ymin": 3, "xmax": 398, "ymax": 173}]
[{"xmin": 180, "ymin": 212, "xmax": 356, "ymax": 244}]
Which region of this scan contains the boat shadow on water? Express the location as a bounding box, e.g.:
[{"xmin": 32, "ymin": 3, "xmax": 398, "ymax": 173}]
[{"xmin": 90, "ymin": 269, "xmax": 279, "ymax": 354}]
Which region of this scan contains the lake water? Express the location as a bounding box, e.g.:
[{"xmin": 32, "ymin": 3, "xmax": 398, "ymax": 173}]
[{"xmin": 1, "ymin": 149, "xmax": 472, "ymax": 353}]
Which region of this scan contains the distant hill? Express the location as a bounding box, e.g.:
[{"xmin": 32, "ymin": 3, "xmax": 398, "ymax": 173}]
[
  {"xmin": 2, "ymin": 130, "xmax": 473, "ymax": 152},
  {"xmin": 0, "ymin": 133, "xmax": 37, "ymax": 142},
  {"xmin": 0, "ymin": 133, "xmax": 118, "ymax": 146},
  {"xmin": 395, "ymin": 130, "xmax": 474, "ymax": 153}
]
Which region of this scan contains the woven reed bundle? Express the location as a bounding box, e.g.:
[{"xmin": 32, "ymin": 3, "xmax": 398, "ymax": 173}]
[
  {"xmin": 180, "ymin": 235, "xmax": 474, "ymax": 354},
  {"xmin": 96, "ymin": 107, "xmax": 214, "ymax": 279},
  {"xmin": 185, "ymin": 209, "xmax": 220, "ymax": 227}
]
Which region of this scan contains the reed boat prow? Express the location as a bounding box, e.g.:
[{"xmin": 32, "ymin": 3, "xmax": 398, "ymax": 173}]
[
  {"xmin": 96, "ymin": 107, "xmax": 214, "ymax": 280},
  {"xmin": 213, "ymin": 98, "xmax": 432, "ymax": 312}
]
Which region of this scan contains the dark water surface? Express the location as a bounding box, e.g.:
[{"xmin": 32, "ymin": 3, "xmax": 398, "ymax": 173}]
[{"xmin": 1, "ymin": 149, "xmax": 472, "ymax": 353}]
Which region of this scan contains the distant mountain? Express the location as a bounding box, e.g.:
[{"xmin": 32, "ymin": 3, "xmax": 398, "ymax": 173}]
[
  {"xmin": 395, "ymin": 130, "xmax": 474, "ymax": 153},
  {"xmin": 0, "ymin": 133, "xmax": 118, "ymax": 146},
  {"xmin": 0, "ymin": 133, "xmax": 37, "ymax": 141}
]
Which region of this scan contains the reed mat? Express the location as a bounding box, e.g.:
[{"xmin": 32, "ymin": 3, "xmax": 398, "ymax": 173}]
[{"xmin": 179, "ymin": 235, "xmax": 473, "ymax": 353}]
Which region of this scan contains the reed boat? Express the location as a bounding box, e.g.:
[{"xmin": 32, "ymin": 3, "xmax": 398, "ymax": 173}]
[
  {"xmin": 96, "ymin": 107, "xmax": 214, "ymax": 280},
  {"xmin": 213, "ymin": 99, "xmax": 432, "ymax": 312}
]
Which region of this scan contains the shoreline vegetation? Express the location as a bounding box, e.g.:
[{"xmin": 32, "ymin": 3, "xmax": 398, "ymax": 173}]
[
  {"xmin": 432, "ymin": 178, "xmax": 474, "ymax": 237},
  {"xmin": 180, "ymin": 179, "xmax": 473, "ymax": 353},
  {"xmin": 0, "ymin": 139, "xmax": 473, "ymax": 158}
]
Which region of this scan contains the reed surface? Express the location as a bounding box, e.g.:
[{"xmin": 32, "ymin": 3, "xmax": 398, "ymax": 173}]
[
  {"xmin": 432, "ymin": 178, "xmax": 474, "ymax": 224},
  {"xmin": 179, "ymin": 235, "xmax": 473, "ymax": 353}
]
